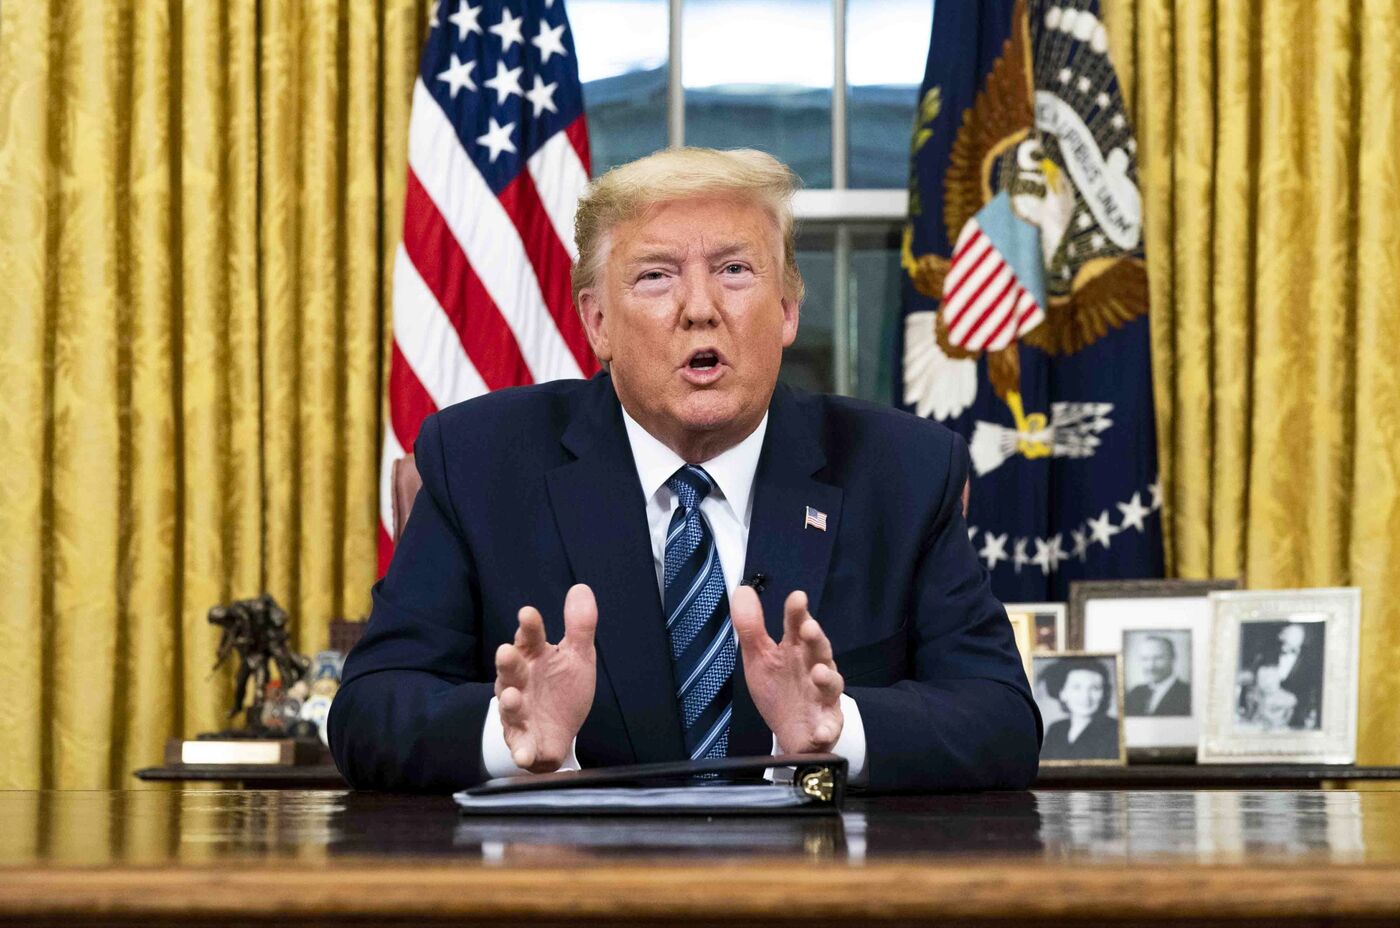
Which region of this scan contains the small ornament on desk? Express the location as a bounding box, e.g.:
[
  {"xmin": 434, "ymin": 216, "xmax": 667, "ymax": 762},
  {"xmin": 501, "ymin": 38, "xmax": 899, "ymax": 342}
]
[
  {"xmin": 169, "ymin": 594, "xmax": 324, "ymax": 767},
  {"xmin": 208, "ymin": 594, "xmax": 311, "ymax": 730},
  {"xmin": 299, "ymin": 649, "xmax": 345, "ymax": 745},
  {"xmin": 310, "ymin": 649, "xmax": 345, "ymax": 683}
]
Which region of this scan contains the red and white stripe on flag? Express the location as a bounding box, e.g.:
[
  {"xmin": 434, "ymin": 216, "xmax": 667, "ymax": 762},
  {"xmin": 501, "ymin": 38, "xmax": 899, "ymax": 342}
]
[
  {"xmin": 379, "ymin": 0, "xmax": 599, "ymax": 575},
  {"xmin": 940, "ymin": 222, "xmax": 1045, "ymax": 353}
]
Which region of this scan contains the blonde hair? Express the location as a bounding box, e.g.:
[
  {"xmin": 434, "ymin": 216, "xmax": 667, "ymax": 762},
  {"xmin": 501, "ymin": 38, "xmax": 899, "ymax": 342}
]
[{"xmin": 572, "ymin": 147, "xmax": 804, "ymax": 306}]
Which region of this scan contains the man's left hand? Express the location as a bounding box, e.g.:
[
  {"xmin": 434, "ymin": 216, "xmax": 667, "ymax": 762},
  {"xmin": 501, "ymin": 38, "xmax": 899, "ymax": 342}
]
[{"xmin": 731, "ymin": 586, "xmax": 844, "ymax": 753}]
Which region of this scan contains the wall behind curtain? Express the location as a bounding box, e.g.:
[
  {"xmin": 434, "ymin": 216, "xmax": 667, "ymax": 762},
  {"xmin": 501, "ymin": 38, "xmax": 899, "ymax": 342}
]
[
  {"xmin": 1105, "ymin": 0, "xmax": 1400, "ymax": 762},
  {"xmin": 0, "ymin": 0, "xmax": 428, "ymax": 789}
]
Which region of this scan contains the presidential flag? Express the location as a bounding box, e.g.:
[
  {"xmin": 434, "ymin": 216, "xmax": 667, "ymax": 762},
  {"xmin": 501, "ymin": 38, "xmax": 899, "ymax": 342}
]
[
  {"xmin": 899, "ymin": 0, "xmax": 1163, "ymax": 600},
  {"xmin": 380, "ymin": 0, "xmax": 599, "ymax": 573}
]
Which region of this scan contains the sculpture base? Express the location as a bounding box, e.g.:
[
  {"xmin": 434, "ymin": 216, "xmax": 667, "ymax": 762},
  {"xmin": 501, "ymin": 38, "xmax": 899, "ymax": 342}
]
[{"xmin": 166, "ymin": 737, "xmax": 328, "ymax": 767}]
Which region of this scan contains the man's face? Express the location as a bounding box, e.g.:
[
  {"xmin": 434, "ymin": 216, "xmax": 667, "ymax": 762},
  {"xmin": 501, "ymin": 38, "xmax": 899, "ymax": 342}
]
[
  {"xmin": 1137, "ymin": 639, "xmax": 1174, "ymax": 684},
  {"xmin": 578, "ymin": 196, "xmax": 799, "ymax": 459}
]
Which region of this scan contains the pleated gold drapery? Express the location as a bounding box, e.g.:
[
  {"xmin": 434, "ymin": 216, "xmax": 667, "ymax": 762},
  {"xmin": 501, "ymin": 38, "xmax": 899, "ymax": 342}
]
[
  {"xmin": 0, "ymin": 0, "xmax": 427, "ymax": 789},
  {"xmin": 1105, "ymin": 0, "xmax": 1400, "ymax": 763}
]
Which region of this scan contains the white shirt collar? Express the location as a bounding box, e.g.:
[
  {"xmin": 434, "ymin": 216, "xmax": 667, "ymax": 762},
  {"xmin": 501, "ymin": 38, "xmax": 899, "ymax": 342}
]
[{"xmin": 620, "ymin": 405, "xmax": 768, "ymax": 527}]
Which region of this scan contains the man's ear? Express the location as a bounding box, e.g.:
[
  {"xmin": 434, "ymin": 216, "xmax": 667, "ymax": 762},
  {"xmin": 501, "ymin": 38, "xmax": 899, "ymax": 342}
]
[
  {"xmin": 577, "ymin": 289, "xmax": 613, "ymax": 363},
  {"xmin": 780, "ymin": 293, "xmax": 800, "ymax": 348}
]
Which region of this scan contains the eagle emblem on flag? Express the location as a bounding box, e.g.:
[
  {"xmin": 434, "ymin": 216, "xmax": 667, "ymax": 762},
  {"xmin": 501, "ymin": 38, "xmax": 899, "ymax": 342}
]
[{"xmin": 902, "ymin": 0, "xmax": 1148, "ymax": 476}]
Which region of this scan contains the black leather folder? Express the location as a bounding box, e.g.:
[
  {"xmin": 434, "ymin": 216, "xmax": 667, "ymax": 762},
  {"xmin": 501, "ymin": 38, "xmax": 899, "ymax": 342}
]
[{"xmin": 453, "ymin": 753, "xmax": 847, "ymax": 816}]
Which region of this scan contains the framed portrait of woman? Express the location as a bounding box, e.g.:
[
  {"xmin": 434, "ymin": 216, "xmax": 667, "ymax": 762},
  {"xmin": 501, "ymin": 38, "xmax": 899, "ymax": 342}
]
[{"xmin": 1032, "ymin": 652, "xmax": 1127, "ymax": 767}]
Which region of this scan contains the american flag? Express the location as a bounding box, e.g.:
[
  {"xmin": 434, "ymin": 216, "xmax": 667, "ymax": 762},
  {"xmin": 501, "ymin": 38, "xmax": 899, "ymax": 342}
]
[
  {"xmin": 380, "ymin": 0, "xmax": 599, "ymax": 573},
  {"xmin": 804, "ymin": 506, "xmax": 828, "ymax": 532},
  {"xmin": 940, "ymin": 218, "xmax": 1045, "ymax": 353}
]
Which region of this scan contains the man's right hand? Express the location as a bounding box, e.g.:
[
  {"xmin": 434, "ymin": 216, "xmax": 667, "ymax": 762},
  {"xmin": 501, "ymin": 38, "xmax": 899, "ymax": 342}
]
[{"xmin": 494, "ymin": 584, "xmax": 598, "ymax": 773}]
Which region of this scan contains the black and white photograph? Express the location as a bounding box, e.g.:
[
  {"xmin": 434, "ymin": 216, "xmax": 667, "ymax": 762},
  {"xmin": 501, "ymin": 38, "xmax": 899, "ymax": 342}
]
[
  {"xmin": 1077, "ymin": 584, "xmax": 1214, "ymax": 757},
  {"xmin": 1124, "ymin": 630, "xmax": 1193, "ymax": 718},
  {"xmin": 1201, "ymin": 589, "xmax": 1361, "ymax": 765},
  {"xmin": 1235, "ymin": 620, "xmax": 1326, "ymax": 732},
  {"xmin": 1033, "ymin": 653, "xmax": 1126, "ymax": 766}
]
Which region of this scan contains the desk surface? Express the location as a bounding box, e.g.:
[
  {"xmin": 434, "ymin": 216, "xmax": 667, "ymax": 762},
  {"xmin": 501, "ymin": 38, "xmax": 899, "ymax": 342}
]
[
  {"xmin": 4, "ymin": 788, "xmax": 1400, "ymax": 926},
  {"xmin": 130, "ymin": 761, "xmax": 1400, "ymax": 789}
]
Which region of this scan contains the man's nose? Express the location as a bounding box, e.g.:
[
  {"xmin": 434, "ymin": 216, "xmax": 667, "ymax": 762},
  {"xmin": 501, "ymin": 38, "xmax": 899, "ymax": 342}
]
[{"xmin": 677, "ymin": 265, "xmax": 721, "ymax": 327}]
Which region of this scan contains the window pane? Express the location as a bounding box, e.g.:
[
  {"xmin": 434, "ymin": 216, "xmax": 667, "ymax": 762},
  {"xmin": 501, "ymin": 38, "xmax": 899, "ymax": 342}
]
[
  {"xmin": 571, "ymin": 0, "xmax": 669, "ymax": 174},
  {"xmin": 783, "ymin": 229, "xmax": 837, "ymax": 393},
  {"xmin": 849, "ymin": 224, "xmax": 904, "ymax": 404},
  {"xmin": 846, "ymin": 0, "xmax": 932, "ymax": 188},
  {"xmin": 783, "ymin": 224, "xmax": 904, "ymax": 400},
  {"xmin": 683, "ymin": 0, "xmax": 834, "ymax": 187}
]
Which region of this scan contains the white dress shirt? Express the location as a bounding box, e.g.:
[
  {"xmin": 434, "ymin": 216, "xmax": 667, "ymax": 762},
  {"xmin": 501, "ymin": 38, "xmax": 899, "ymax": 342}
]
[
  {"xmin": 480, "ymin": 407, "xmax": 868, "ymax": 783},
  {"xmin": 1144, "ymin": 676, "xmax": 1178, "ymax": 715}
]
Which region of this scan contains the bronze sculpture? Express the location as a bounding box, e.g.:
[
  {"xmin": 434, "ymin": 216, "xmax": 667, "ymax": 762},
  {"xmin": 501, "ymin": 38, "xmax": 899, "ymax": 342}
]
[{"xmin": 209, "ymin": 595, "xmax": 311, "ymax": 733}]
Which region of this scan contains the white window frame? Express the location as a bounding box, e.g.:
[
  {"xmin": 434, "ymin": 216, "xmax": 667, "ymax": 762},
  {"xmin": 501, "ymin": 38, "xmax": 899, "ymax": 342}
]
[{"xmin": 664, "ymin": 0, "xmax": 909, "ymax": 396}]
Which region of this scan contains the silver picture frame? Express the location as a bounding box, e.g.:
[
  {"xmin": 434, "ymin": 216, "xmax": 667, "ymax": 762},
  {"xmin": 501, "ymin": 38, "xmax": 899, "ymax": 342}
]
[{"xmin": 1199, "ymin": 588, "xmax": 1361, "ymax": 765}]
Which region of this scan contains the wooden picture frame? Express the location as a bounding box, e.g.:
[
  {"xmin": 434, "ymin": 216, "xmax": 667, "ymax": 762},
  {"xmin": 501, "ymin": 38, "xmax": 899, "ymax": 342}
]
[
  {"xmin": 1032, "ymin": 651, "xmax": 1127, "ymax": 767},
  {"xmin": 1067, "ymin": 579, "xmax": 1241, "ymax": 649},
  {"xmin": 1005, "ymin": 602, "xmax": 1067, "ymax": 652},
  {"xmin": 1006, "ymin": 611, "xmax": 1034, "ymax": 684}
]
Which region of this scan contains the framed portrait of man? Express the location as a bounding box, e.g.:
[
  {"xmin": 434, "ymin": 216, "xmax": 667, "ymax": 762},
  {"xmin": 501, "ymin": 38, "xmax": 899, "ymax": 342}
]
[
  {"xmin": 1200, "ymin": 588, "xmax": 1361, "ymax": 765},
  {"xmin": 1005, "ymin": 602, "xmax": 1067, "ymax": 652},
  {"xmin": 1123, "ymin": 630, "xmax": 1193, "ymax": 718},
  {"xmin": 1074, "ymin": 580, "xmax": 1230, "ymax": 760},
  {"xmin": 1032, "ymin": 652, "xmax": 1126, "ymax": 767}
]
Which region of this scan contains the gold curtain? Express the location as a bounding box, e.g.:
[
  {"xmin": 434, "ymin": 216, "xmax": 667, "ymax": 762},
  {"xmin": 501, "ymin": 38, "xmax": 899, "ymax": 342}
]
[
  {"xmin": 4, "ymin": 0, "xmax": 1399, "ymax": 790},
  {"xmin": 0, "ymin": 0, "xmax": 428, "ymax": 789},
  {"xmin": 1106, "ymin": 0, "xmax": 1400, "ymax": 762}
]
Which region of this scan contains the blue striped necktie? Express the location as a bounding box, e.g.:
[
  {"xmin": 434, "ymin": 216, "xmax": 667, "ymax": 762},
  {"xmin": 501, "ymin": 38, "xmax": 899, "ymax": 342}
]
[{"xmin": 663, "ymin": 464, "xmax": 735, "ymax": 760}]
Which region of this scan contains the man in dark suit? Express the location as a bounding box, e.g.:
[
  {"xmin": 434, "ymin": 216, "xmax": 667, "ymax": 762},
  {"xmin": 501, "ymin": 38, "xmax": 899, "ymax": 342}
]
[
  {"xmin": 1124, "ymin": 635, "xmax": 1191, "ymax": 717},
  {"xmin": 328, "ymin": 147, "xmax": 1041, "ymax": 793}
]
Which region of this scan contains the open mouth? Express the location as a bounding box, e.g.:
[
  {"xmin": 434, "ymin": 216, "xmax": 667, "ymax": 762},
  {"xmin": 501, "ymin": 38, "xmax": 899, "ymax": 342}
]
[{"xmin": 687, "ymin": 350, "xmax": 721, "ymax": 370}]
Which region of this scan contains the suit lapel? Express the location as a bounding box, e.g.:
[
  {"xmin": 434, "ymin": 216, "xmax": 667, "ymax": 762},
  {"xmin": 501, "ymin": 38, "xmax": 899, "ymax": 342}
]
[
  {"xmin": 730, "ymin": 385, "xmax": 843, "ymax": 757},
  {"xmin": 545, "ymin": 375, "xmax": 685, "ymax": 763}
]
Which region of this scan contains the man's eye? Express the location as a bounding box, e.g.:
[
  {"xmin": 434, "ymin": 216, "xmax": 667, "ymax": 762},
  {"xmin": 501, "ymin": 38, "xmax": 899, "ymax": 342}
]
[
  {"xmin": 723, "ymin": 263, "xmax": 747, "ymax": 274},
  {"xmin": 639, "ymin": 270, "xmax": 665, "ymax": 281}
]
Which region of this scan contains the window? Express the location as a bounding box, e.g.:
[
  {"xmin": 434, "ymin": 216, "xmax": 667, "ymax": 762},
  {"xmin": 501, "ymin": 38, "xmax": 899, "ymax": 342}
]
[
  {"xmin": 683, "ymin": 0, "xmax": 834, "ymax": 187},
  {"xmin": 572, "ymin": 0, "xmax": 932, "ymax": 402},
  {"xmin": 572, "ymin": 0, "xmax": 669, "ymax": 173}
]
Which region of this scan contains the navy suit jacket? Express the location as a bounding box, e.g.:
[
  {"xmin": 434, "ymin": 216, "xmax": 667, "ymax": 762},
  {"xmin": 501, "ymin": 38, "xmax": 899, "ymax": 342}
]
[{"xmin": 328, "ymin": 373, "xmax": 1042, "ymax": 793}]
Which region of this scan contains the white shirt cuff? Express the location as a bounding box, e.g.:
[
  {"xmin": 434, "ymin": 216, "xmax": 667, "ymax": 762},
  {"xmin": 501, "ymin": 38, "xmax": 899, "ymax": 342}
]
[
  {"xmin": 480, "ymin": 695, "xmax": 580, "ymax": 780},
  {"xmin": 768, "ymin": 693, "xmax": 869, "ymax": 787}
]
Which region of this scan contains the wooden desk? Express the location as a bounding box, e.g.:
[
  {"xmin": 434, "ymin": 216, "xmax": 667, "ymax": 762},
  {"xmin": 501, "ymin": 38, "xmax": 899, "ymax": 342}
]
[
  {"xmin": 133, "ymin": 763, "xmax": 348, "ymax": 788},
  {"xmin": 3, "ymin": 789, "xmax": 1400, "ymax": 926},
  {"xmin": 129, "ymin": 762, "xmax": 1400, "ymax": 790},
  {"xmin": 1034, "ymin": 763, "xmax": 1400, "ymax": 788}
]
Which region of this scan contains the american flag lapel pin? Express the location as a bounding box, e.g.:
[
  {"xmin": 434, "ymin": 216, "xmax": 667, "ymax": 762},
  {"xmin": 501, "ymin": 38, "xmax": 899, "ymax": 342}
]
[{"xmin": 804, "ymin": 506, "xmax": 828, "ymax": 532}]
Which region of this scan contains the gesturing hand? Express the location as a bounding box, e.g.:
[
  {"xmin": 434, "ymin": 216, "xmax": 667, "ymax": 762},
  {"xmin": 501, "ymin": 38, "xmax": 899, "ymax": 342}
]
[
  {"xmin": 494, "ymin": 584, "xmax": 598, "ymax": 773},
  {"xmin": 730, "ymin": 586, "xmax": 844, "ymax": 753}
]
